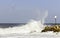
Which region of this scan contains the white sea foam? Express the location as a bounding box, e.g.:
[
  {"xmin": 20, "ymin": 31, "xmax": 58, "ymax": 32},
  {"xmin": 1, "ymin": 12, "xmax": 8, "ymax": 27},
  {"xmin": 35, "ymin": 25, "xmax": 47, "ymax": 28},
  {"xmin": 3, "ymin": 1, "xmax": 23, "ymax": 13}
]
[
  {"xmin": 0, "ymin": 9, "xmax": 59, "ymax": 38},
  {"xmin": 0, "ymin": 9, "xmax": 48, "ymax": 35},
  {"xmin": 0, "ymin": 20, "xmax": 44, "ymax": 35}
]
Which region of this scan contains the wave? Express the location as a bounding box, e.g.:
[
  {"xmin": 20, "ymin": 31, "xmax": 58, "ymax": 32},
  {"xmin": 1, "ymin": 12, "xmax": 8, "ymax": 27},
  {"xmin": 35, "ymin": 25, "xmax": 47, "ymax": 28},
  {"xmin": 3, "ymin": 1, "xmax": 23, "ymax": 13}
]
[{"xmin": 0, "ymin": 9, "xmax": 48, "ymax": 35}]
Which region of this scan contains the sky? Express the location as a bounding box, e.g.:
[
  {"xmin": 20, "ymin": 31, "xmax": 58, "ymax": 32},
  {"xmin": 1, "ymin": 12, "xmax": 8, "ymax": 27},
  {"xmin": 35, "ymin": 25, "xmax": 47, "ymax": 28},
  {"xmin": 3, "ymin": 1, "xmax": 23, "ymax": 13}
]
[{"xmin": 0, "ymin": 0, "xmax": 60, "ymax": 23}]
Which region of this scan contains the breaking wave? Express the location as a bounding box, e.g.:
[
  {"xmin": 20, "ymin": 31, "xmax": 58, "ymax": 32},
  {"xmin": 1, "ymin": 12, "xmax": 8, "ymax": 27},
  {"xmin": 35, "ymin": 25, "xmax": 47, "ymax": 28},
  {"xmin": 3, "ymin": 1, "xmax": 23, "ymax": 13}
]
[{"xmin": 0, "ymin": 9, "xmax": 48, "ymax": 35}]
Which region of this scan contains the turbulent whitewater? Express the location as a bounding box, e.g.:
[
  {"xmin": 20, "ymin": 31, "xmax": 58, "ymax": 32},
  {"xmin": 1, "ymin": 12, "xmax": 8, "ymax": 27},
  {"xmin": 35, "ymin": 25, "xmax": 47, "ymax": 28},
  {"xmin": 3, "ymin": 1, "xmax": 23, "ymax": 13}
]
[
  {"xmin": 0, "ymin": 20, "xmax": 44, "ymax": 35},
  {"xmin": 0, "ymin": 10, "xmax": 48, "ymax": 35},
  {"xmin": 0, "ymin": 10, "xmax": 60, "ymax": 38}
]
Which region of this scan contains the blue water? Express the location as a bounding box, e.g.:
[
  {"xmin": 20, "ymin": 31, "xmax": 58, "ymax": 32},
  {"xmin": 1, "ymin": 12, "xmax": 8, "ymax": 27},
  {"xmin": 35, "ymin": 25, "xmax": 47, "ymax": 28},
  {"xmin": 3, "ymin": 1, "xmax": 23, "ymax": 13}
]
[
  {"xmin": 0, "ymin": 23, "xmax": 59, "ymax": 28},
  {"xmin": 0, "ymin": 23, "xmax": 26, "ymax": 28}
]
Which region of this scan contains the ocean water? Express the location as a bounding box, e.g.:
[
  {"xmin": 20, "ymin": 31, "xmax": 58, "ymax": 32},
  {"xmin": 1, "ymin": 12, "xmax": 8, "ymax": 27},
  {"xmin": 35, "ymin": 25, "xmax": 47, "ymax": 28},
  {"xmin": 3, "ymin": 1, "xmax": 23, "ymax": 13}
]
[
  {"xmin": 0, "ymin": 10, "xmax": 59, "ymax": 38},
  {"xmin": 0, "ymin": 23, "xmax": 26, "ymax": 28},
  {"xmin": 0, "ymin": 20, "xmax": 60, "ymax": 38}
]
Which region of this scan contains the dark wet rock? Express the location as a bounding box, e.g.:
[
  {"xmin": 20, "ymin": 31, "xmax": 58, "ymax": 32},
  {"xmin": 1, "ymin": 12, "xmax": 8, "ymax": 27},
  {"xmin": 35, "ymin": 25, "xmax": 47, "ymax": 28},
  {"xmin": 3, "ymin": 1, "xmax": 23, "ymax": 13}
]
[{"xmin": 41, "ymin": 25, "xmax": 60, "ymax": 32}]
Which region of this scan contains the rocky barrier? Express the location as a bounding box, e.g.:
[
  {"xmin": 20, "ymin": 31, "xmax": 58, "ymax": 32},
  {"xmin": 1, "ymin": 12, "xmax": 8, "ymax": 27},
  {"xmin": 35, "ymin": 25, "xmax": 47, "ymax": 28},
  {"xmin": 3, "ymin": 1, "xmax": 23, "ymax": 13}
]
[{"xmin": 41, "ymin": 25, "xmax": 60, "ymax": 32}]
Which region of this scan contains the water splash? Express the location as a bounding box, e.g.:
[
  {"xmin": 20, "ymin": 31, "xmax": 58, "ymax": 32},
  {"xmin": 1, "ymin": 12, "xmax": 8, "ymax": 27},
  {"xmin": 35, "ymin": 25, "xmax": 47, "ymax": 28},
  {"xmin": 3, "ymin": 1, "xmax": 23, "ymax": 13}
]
[
  {"xmin": 0, "ymin": 20, "xmax": 44, "ymax": 34},
  {"xmin": 0, "ymin": 9, "xmax": 48, "ymax": 35},
  {"xmin": 42, "ymin": 10, "xmax": 48, "ymax": 24}
]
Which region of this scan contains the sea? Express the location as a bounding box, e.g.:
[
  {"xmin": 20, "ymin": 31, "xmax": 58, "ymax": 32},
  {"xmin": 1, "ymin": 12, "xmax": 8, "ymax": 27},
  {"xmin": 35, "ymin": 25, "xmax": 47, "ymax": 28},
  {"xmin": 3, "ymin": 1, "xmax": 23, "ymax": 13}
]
[
  {"xmin": 0, "ymin": 10, "xmax": 59, "ymax": 38},
  {"xmin": 0, "ymin": 20, "xmax": 60, "ymax": 38},
  {"xmin": 0, "ymin": 23, "xmax": 26, "ymax": 28}
]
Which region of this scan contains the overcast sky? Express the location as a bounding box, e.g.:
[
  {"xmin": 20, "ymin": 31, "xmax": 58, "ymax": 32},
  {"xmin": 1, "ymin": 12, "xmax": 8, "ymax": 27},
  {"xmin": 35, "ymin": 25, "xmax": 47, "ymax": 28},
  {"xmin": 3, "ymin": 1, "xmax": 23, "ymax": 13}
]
[{"xmin": 0, "ymin": 0, "xmax": 60, "ymax": 23}]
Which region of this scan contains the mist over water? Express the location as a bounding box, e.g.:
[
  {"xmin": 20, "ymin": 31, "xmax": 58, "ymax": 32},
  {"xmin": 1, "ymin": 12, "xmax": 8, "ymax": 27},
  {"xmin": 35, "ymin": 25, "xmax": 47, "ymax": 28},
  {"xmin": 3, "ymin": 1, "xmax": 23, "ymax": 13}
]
[
  {"xmin": 0, "ymin": 9, "xmax": 60, "ymax": 38},
  {"xmin": 0, "ymin": 9, "xmax": 48, "ymax": 35}
]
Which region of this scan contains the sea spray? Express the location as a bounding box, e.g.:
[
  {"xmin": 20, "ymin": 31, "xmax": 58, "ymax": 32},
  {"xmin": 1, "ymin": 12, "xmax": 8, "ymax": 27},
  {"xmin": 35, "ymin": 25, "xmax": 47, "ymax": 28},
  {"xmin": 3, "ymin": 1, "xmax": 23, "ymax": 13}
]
[
  {"xmin": 42, "ymin": 10, "xmax": 48, "ymax": 24},
  {"xmin": 34, "ymin": 9, "xmax": 48, "ymax": 24},
  {"xmin": 0, "ymin": 9, "xmax": 48, "ymax": 35},
  {"xmin": 0, "ymin": 20, "xmax": 44, "ymax": 35}
]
